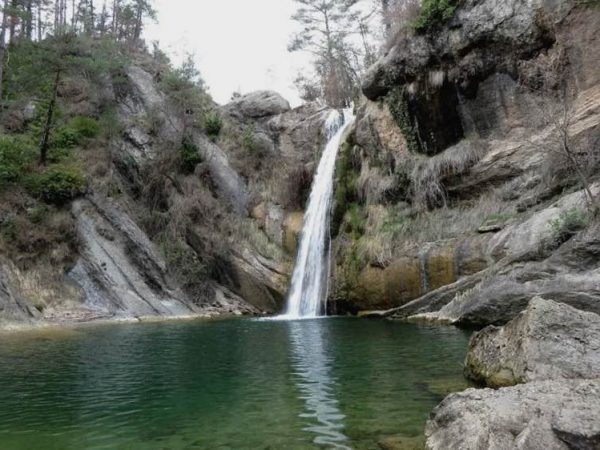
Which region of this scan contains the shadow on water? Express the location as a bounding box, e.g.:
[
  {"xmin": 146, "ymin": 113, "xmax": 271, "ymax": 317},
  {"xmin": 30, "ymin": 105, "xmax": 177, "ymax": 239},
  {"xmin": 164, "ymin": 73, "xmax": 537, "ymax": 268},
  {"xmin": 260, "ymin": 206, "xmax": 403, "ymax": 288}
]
[{"xmin": 287, "ymin": 319, "xmax": 351, "ymax": 449}]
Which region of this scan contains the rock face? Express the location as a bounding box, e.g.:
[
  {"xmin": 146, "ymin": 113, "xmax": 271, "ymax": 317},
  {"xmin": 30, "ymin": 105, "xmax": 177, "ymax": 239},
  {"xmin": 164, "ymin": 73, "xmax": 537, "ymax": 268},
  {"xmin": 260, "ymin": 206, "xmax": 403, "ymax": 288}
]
[
  {"xmin": 362, "ymin": 0, "xmax": 575, "ymax": 102},
  {"xmin": 331, "ymin": 0, "xmax": 600, "ymax": 318},
  {"xmin": 465, "ymin": 298, "xmax": 600, "ymax": 387},
  {"xmin": 426, "ymin": 297, "xmax": 600, "ymax": 449},
  {"xmin": 425, "ymin": 379, "xmax": 600, "ymax": 450},
  {"xmin": 68, "ymin": 196, "xmax": 196, "ymax": 319},
  {"xmin": 225, "ymin": 90, "xmax": 291, "ymax": 118}
]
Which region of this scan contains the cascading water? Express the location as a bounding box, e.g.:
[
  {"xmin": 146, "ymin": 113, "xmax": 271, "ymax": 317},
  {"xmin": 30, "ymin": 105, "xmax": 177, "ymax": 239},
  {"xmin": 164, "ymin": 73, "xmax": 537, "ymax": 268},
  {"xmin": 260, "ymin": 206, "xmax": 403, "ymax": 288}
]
[{"xmin": 280, "ymin": 108, "xmax": 355, "ymax": 319}]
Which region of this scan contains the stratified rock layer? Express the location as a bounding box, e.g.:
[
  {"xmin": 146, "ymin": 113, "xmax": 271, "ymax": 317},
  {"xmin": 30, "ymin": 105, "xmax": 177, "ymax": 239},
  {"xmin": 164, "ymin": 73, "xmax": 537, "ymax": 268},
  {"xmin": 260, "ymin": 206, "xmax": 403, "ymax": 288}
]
[
  {"xmin": 425, "ymin": 379, "xmax": 600, "ymax": 450},
  {"xmin": 465, "ymin": 298, "xmax": 600, "ymax": 387}
]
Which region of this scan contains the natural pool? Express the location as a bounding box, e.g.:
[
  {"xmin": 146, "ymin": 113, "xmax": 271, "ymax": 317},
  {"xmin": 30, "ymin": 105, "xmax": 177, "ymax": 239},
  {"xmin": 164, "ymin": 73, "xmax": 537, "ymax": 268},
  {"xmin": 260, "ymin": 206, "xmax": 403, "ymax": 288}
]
[{"xmin": 0, "ymin": 318, "xmax": 471, "ymax": 449}]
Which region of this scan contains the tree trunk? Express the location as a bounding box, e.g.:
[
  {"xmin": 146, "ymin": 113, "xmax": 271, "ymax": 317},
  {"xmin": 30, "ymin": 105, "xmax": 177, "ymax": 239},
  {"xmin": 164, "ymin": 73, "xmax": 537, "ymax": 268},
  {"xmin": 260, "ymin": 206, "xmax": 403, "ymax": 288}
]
[
  {"xmin": 133, "ymin": 2, "xmax": 142, "ymax": 42},
  {"xmin": 89, "ymin": 0, "xmax": 94, "ymax": 34},
  {"xmin": 0, "ymin": 0, "xmax": 8, "ymax": 102},
  {"xmin": 111, "ymin": 0, "xmax": 117, "ymax": 35},
  {"xmin": 381, "ymin": 0, "xmax": 391, "ymax": 36},
  {"xmin": 37, "ymin": 0, "xmax": 41, "ymax": 41},
  {"xmin": 39, "ymin": 69, "xmax": 61, "ymax": 165},
  {"xmin": 26, "ymin": 0, "xmax": 32, "ymax": 40},
  {"xmin": 9, "ymin": 0, "xmax": 17, "ymax": 43}
]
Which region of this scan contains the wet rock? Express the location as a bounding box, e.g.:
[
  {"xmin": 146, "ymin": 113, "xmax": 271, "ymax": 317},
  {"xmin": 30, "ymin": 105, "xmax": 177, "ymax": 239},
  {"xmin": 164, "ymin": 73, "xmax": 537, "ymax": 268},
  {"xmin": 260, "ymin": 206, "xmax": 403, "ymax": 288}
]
[
  {"xmin": 283, "ymin": 212, "xmax": 304, "ymax": 254},
  {"xmin": 465, "ymin": 297, "xmax": 600, "ymax": 387},
  {"xmin": 425, "ymin": 379, "xmax": 600, "ymax": 450},
  {"xmin": 378, "ymin": 434, "xmax": 425, "ymax": 450}
]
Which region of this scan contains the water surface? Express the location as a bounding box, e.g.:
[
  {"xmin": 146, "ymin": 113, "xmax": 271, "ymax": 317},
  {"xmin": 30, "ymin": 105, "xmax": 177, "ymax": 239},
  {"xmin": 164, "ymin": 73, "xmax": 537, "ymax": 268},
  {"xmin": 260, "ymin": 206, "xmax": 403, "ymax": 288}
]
[{"xmin": 0, "ymin": 318, "xmax": 471, "ymax": 449}]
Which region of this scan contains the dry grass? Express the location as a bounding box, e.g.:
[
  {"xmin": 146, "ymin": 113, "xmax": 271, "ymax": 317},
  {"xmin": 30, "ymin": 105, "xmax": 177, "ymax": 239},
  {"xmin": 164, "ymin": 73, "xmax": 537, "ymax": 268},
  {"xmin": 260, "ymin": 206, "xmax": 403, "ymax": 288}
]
[
  {"xmin": 356, "ymin": 190, "xmax": 516, "ymax": 265},
  {"xmin": 409, "ymin": 139, "xmax": 487, "ymax": 209}
]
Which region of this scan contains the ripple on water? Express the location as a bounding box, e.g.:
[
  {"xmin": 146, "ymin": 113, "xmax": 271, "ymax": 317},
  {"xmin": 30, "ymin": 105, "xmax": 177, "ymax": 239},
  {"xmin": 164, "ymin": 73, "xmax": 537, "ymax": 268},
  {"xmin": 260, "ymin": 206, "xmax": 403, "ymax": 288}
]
[{"xmin": 0, "ymin": 318, "xmax": 471, "ymax": 449}]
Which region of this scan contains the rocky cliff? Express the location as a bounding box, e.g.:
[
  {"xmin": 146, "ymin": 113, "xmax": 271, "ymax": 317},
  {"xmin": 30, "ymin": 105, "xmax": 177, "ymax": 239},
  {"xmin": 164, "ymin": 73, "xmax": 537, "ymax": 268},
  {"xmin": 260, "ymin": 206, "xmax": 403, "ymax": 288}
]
[
  {"xmin": 0, "ymin": 50, "xmax": 332, "ymax": 328},
  {"xmin": 330, "ymin": 0, "xmax": 600, "ymax": 326}
]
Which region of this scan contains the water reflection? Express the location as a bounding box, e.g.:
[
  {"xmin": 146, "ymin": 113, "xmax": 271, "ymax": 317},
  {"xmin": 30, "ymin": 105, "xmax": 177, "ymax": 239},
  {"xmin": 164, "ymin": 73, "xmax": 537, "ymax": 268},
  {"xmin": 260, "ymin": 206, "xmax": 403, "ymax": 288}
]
[{"xmin": 288, "ymin": 320, "xmax": 351, "ymax": 449}]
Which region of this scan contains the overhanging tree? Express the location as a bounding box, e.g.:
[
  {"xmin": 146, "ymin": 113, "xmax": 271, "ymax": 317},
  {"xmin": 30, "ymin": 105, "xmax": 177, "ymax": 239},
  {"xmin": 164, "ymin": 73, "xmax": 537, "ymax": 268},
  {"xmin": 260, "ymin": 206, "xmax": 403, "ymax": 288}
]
[{"xmin": 289, "ymin": 0, "xmax": 362, "ymax": 107}]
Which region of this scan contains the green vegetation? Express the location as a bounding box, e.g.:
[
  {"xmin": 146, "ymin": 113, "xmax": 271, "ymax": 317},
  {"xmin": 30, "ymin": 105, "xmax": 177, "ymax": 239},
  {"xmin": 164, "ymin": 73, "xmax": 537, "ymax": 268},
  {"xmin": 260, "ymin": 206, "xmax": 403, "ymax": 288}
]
[
  {"xmin": 242, "ymin": 124, "xmax": 257, "ymax": 152},
  {"xmin": 344, "ymin": 203, "xmax": 366, "ymax": 239},
  {"xmin": 0, "ymin": 135, "xmax": 36, "ymax": 185},
  {"xmin": 386, "ymin": 88, "xmax": 420, "ymax": 153},
  {"xmin": 413, "ymin": 0, "xmax": 457, "ymax": 32},
  {"xmin": 204, "ymin": 113, "xmax": 223, "ymax": 140},
  {"xmin": 52, "ymin": 116, "xmax": 101, "ymax": 149},
  {"xmin": 333, "ymin": 138, "xmax": 361, "ymax": 235},
  {"xmin": 27, "ymin": 165, "xmax": 87, "ymax": 205},
  {"xmin": 548, "ymin": 208, "xmax": 588, "ymax": 246},
  {"xmin": 179, "ymin": 137, "xmax": 203, "ymax": 174}
]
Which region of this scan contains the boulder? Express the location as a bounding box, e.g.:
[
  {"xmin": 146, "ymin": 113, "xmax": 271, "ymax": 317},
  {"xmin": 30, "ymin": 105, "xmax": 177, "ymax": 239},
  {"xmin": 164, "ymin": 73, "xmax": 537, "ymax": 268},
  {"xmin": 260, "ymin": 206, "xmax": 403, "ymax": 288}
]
[
  {"xmin": 425, "ymin": 379, "xmax": 600, "ymax": 450},
  {"xmin": 225, "ymin": 90, "xmax": 291, "ymax": 118},
  {"xmin": 465, "ymin": 297, "xmax": 600, "ymax": 387}
]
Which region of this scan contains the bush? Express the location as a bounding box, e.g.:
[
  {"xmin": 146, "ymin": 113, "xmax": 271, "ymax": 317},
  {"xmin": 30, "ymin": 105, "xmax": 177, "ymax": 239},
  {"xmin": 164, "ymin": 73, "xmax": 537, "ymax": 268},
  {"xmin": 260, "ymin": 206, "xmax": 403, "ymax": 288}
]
[
  {"xmin": 0, "ymin": 135, "xmax": 36, "ymax": 186},
  {"xmin": 345, "ymin": 203, "xmax": 366, "ymax": 239},
  {"xmin": 204, "ymin": 113, "xmax": 222, "ymax": 139},
  {"xmin": 52, "ymin": 116, "xmax": 101, "ymax": 149},
  {"xmin": 548, "ymin": 208, "xmax": 588, "ymax": 246},
  {"xmin": 242, "ymin": 124, "xmax": 257, "ymax": 152},
  {"xmin": 28, "ymin": 166, "xmax": 87, "ymax": 205},
  {"xmin": 414, "ymin": 0, "xmax": 456, "ymax": 32},
  {"xmin": 179, "ymin": 137, "xmax": 203, "ymax": 174},
  {"xmin": 70, "ymin": 116, "xmax": 101, "ymax": 139}
]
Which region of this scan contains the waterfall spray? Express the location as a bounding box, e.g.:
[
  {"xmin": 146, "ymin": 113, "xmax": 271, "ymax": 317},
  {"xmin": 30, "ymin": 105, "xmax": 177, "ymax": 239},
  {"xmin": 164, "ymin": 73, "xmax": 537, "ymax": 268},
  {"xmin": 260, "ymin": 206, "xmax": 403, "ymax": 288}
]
[{"xmin": 280, "ymin": 108, "xmax": 355, "ymax": 319}]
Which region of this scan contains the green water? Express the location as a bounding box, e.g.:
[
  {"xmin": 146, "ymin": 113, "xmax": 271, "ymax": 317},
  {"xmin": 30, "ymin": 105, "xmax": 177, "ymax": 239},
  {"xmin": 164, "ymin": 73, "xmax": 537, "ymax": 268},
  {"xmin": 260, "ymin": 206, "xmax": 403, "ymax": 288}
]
[{"xmin": 0, "ymin": 318, "xmax": 471, "ymax": 449}]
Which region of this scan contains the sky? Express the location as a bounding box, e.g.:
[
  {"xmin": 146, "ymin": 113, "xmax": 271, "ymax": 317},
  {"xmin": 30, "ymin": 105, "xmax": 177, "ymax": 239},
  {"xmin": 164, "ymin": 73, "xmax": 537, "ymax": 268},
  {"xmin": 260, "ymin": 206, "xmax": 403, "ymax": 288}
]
[{"xmin": 144, "ymin": 0, "xmax": 311, "ymax": 107}]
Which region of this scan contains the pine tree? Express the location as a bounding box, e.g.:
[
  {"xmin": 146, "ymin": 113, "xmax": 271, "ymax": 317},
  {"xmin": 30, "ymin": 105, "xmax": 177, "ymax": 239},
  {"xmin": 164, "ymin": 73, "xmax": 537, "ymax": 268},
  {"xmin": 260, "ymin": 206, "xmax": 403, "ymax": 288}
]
[{"xmin": 289, "ymin": 0, "xmax": 361, "ymax": 107}]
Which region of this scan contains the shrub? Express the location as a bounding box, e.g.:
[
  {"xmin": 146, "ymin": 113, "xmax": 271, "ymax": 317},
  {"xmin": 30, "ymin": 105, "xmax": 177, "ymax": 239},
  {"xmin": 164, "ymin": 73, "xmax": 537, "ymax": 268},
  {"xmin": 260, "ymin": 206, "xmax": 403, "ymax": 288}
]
[
  {"xmin": 179, "ymin": 137, "xmax": 203, "ymax": 174},
  {"xmin": 345, "ymin": 203, "xmax": 366, "ymax": 239},
  {"xmin": 28, "ymin": 165, "xmax": 87, "ymax": 205},
  {"xmin": 386, "ymin": 87, "xmax": 420, "ymax": 153},
  {"xmin": 52, "ymin": 116, "xmax": 101, "ymax": 149},
  {"xmin": 332, "ymin": 139, "xmax": 361, "ymax": 235},
  {"xmin": 548, "ymin": 208, "xmax": 588, "ymax": 246},
  {"xmin": 70, "ymin": 116, "xmax": 101, "ymax": 139},
  {"xmin": 242, "ymin": 124, "xmax": 257, "ymax": 152},
  {"xmin": 0, "ymin": 135, "xmax": 36, "ymax": 186},
  {"xmin": 413, "ymin": 0, "xmax": 456, "ymax": 32},
  {"xmin": 204, "ymin": 113, "xmax": 223, "ymax": 139}
]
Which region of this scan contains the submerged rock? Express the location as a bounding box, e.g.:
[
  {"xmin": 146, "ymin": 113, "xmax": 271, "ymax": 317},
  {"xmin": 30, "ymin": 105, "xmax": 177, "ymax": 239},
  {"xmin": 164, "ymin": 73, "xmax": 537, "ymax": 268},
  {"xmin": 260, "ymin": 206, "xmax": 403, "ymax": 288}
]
[
  {"xmin": 425, "ymin": 379, "xmax": 600, "ymax": 450},
  {"xmin": 465, "ymin": 297, "xmax": 600, "ymax": 387}
]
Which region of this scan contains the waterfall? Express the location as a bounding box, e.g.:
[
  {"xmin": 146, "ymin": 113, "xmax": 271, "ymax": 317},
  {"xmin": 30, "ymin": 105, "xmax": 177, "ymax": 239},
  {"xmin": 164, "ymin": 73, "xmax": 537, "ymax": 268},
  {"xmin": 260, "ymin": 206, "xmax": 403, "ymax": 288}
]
[{"xmin": 281, "ymin": 108, "xmax": 355, "ymax": 319}]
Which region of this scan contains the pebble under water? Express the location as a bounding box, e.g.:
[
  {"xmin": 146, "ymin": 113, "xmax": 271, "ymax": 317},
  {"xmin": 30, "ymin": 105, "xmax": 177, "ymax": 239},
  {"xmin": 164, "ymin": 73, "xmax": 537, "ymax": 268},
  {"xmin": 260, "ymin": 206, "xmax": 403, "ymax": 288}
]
[{"xmin": 0, "ymin": 318, "xmax": 471, "ymax": 449}]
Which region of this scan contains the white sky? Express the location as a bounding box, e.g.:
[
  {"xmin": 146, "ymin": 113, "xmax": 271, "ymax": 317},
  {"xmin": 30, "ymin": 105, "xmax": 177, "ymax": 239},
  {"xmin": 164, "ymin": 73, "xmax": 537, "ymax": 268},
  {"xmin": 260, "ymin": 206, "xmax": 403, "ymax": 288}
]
[{"xmin": 145, "ymin": 0, "xmax": 311, "ymax": 107}]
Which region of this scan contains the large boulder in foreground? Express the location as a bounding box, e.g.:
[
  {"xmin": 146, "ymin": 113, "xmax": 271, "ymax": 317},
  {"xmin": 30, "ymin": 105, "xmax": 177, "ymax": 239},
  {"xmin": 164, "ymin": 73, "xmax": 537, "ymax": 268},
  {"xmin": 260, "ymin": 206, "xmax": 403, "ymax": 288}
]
[
  {"xmin": 425, "ymin": 379, "xmax": 600, "ymax": 450},
  {"xmin": 225, "ymin": 91, "xmax": 291, "ymax": 118},
  {"xmin": 465, "ymin": 297, "xmax": 600, "ymax": 388}
]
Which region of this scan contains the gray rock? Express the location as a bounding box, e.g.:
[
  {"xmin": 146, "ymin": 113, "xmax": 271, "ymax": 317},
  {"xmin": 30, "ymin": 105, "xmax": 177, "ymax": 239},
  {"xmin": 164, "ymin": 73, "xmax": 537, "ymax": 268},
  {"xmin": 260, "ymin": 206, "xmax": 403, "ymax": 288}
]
[
  {"xmin": 69, "ymin": 196, "xmax": 197, "ymax": 319},
  {"xmin": 0, "ymin": 262, "xmax": 39, "ymax": 325},
  {"xmin": 362, "ymin": 0, "xmax": 574, "ymax": 101},
  {"xmin": 194, "ymin": 134, "xmax": 249, "ymax": 215},
  {"xmin": 225, "ymin": 90, "xmax": 291, "ymax": 118},
  {"xmin": 425, "ymin": 379, "xmax": 600, "ymax": 450},
  {"xmin": 465, "ymin": 297, "xmax": 600, "ymax": 387}
]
